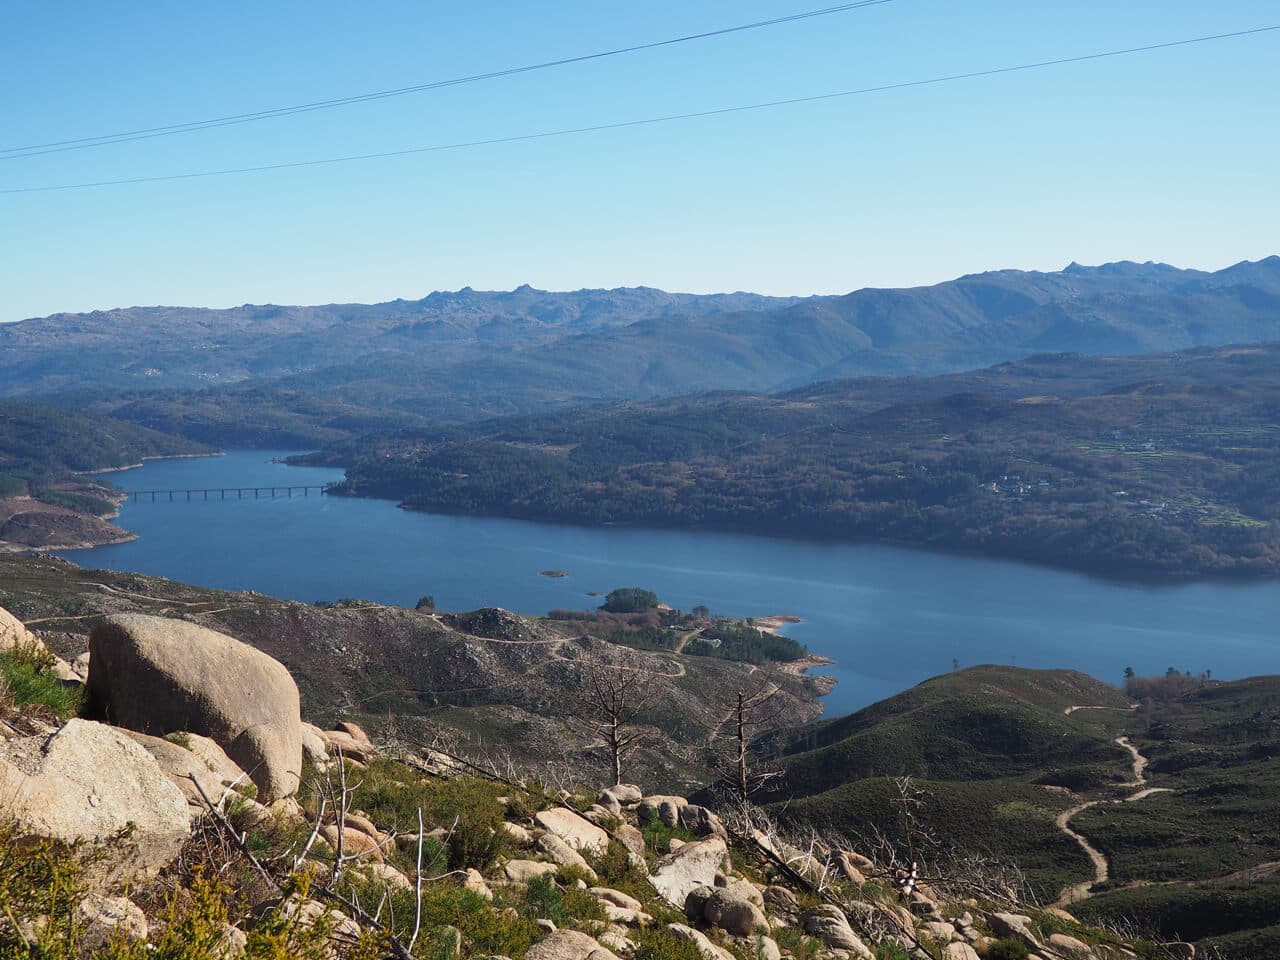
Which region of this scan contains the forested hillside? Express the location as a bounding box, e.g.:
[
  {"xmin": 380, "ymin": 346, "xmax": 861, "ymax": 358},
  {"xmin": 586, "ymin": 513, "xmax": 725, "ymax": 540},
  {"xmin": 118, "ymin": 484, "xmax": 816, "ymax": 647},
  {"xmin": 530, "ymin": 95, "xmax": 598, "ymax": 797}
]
[
  {"xmin": 0, "ymin": 401, "xmax": 213, "ymax": 551},
  {"xmin": 312, "ymin": 344, "xmax": 1280, "ymax": 579}
]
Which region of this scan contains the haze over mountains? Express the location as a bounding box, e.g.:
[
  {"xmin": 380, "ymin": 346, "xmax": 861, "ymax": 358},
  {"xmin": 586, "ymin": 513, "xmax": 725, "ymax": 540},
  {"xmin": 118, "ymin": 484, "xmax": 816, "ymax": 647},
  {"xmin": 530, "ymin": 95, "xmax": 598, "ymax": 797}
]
[{"xmin": 4, "ymin": 257, "xmax": 1278, "ymax": 444}]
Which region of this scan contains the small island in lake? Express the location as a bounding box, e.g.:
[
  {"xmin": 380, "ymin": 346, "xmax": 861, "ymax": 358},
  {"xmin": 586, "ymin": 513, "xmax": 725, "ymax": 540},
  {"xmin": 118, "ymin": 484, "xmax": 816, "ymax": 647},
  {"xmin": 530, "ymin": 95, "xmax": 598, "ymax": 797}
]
[{"xmin": 539, "ymin": 569, "xmax": 569, "ymax": 578}]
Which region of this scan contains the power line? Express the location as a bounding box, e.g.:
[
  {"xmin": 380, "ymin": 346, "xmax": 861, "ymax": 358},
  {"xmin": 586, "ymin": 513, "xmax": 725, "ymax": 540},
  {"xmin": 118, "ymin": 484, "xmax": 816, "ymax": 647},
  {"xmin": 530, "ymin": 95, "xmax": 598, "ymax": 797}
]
[
  {"xmin": 0, "ymin": 1, "xmax": 895, "ymax": 160},
  {"xmin": 4, "ymin": 23, "xmax": 1276, "ymax": 197}
]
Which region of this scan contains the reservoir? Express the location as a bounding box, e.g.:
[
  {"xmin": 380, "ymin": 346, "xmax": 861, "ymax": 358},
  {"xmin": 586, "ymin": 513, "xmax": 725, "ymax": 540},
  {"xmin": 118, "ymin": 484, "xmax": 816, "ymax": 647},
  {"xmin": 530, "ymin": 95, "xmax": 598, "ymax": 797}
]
[{"xmin": 62, "ymin": 450, "xmax": 1280, "ymax": 714}]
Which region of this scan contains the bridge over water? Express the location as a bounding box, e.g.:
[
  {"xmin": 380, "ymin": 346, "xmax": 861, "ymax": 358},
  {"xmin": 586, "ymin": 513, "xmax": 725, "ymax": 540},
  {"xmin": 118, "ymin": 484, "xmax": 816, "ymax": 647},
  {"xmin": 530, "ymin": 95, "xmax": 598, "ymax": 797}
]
[{"xmin": 128, "ymin": 485, "xmax": 332, "ymax": 502}]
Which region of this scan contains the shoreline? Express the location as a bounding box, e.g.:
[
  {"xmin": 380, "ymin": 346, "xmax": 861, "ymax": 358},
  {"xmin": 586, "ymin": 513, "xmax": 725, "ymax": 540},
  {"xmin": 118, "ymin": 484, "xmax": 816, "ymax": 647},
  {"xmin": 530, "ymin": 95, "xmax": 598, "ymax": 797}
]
[
  {"xmin": 779, "ymin": 653, "xmax": 836, "ymax": 678},
  {"xmin": 378, "ymin": 496, "xmax": 1277, "ymax": 587},
  {"xmin": 754, "ymin": 614, "xmax": 802, "ymax": 635},
  {"xmin": 77, "ymin": 451, "xmax": 225, "ymax": 475},
  {"xmin": 2, "ymin": 530, "xmax": 138, "ymax": 554}
]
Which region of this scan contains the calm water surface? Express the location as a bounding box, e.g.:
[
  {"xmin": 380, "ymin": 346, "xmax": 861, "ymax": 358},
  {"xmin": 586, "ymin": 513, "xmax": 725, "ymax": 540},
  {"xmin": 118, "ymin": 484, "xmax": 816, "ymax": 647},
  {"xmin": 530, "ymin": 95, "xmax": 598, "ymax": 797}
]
[{"xmin": 60, "ymin": 451, "xmax": 1280, "ymax": 714}]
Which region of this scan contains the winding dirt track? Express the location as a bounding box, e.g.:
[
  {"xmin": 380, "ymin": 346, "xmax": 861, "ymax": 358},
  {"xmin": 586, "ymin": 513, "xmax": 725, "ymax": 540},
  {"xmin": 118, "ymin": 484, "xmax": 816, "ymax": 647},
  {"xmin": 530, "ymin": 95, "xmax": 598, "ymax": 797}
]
[{"xmin": 1052, "ymin": 729, "xmax": 1173, "ymax": 907}]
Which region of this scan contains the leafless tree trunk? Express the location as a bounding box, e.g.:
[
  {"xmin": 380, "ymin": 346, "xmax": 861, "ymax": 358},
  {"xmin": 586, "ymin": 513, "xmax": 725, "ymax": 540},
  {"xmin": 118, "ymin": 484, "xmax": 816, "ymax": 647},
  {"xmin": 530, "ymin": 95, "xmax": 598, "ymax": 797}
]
[
  {"xmin": 718, "ymin": 678, "xmax": 787, "ymax": 802},
  {"xmin": 572, "ymin": 662, "xmax": 654, "ymax": 786}
]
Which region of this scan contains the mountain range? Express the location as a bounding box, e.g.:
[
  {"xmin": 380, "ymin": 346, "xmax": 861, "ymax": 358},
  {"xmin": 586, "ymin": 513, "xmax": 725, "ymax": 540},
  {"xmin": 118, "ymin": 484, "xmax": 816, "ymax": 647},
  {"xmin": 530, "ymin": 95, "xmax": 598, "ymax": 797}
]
[{"xmin": 4, "ymin": 257, "xmax": 1278, "ymax": 445}]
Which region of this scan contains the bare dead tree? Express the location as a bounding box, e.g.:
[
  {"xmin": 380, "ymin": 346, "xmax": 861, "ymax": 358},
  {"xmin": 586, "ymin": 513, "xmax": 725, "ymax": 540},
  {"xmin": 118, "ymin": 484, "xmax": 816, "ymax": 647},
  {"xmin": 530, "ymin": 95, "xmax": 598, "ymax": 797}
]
[
  {"xmin": 572, "ymin": 662, "xmax": 654, "ymax": 786},
  {"xmin": 716, "ymin": 678, "xmax": 788, "ymax": 802}
]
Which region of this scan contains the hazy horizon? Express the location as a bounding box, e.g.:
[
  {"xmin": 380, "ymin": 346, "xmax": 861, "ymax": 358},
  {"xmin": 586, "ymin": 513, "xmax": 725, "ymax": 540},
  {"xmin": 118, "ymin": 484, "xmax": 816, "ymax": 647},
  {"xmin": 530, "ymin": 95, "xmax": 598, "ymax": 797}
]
[
  {"xmin": 6, "ymin": 251, "xmax": 1276, "ymax": 323},
  {"xmin": 4, "ymin": 1, "xmax": 1277, "ymax": 321}
]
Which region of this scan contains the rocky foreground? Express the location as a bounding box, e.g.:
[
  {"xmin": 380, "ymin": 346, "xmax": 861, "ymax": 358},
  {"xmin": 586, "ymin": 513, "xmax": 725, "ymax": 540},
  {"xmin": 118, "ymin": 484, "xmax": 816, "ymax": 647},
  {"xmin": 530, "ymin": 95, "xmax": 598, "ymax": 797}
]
[{"xmin": 0, "ymin": 603, "xmax": 1193, "ymax": 960}]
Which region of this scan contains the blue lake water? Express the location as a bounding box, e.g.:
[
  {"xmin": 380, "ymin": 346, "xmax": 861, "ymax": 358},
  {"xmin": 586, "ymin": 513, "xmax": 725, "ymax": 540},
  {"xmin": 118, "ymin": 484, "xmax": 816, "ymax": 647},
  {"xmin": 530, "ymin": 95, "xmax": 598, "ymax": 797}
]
[{"xmin": 61, "ymin": 450, "xmax": 1280, "ymax": 714}]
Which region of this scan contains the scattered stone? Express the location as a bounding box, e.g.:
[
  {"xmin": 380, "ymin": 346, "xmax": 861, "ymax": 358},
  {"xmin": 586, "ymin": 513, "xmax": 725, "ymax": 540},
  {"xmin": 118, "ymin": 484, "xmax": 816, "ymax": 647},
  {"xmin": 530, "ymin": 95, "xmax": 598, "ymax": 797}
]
[
  {"xmin": 525, "ymin": 928, "xmax": 623, "ymax": 960},
  {"xmin": 464, "ymin": 867, "xmax": 495, "ymax": 900},
  {"xmin": 844, "ymin": 899, "xmax": 914, "ymax": 938},
  {"xmin": 614, "ymin": 822, "xmax": 647, "ymax": 866},
  {"xmin": 718, "ymin": 877, "xmax": 764, "ymax": 907},
  {"xmin": 76, "ymin": 894, "xmax": 148, "ymax": 953},
  {"xmin": 591, "ymin": 888, "xmax": 643, "ymax": 912},
  {"xmin": 801, "ymin": 905, "xmax": 874, "ymax": 959},
  {"xmin": 650, "ymin": 836, "xmax": 729, "ymax": 908},
  {"xmin": 679, "ymin": 804, "xmax": 727, "ymax": 839},
  {"xmin": 535, "ymin": 807, "xmax": 609, "ymax": 855},
  {"xmin": 667, "ymin": 923, "xmax": 735, "ymax": 960},
  {"xmin": 0, "ymin": 718, "xmax": 191, "ymax": 886},
  {"xmin": 215, "ymin": 923, "xmax": 249, "ymax": 959},
  {"xmin": 320, "ymin": 823, "xmax": 383, "ymax": 861},
  {"xmin": 502, "ymin": 821, "xmax": 534, "ymax": 845},
  {"xmin": 923, "ymin": 921, "xmax": 957, "ymax": 942},
  {"xmin": 597, "ymin": 927, "xmax": 635, "ymax": 955},
  {"xmin": 87, "ymin": 614, "xmax": 303, "ymax": 801},
  {"xmin": 319, "ymin": 728, "xmax": 372, "ymax": 763},
  {"xmin": 1048, "ymin": 933, "xmax": 1096, "ymax": 958},
  {"xmin": 538, "ymin": 833, "xmax": 598, "ymax": 881},
  {"xmin": 703, "ymin": 887, "xmax": 769, "ymax": 936},
  {"xmin": 943, "ymin": 943, "xmax": 980, "ymax": 960},
  {"xmin": 638, "ymin": 795, "xmax": 687, "ymax": 826},
  {"xmin": 504, "ymin": 859, "xmax": 559, "ymax": 883},
  {"xmin": 361, "ymin": 862, "xmax": 412, "ymax": 891},
  {"xmin": 300, "ymin": 723, "xmax": 329, "ymax": 768},
  {"xmin": 685, "ymin": 885, "xmax": 716, "ymax": 923},
  {"xmin": 990, "ymin": 913, "xmax": 1043, "ymax": 952},
  {"xmin": 756, "ymin": 936, "xmax": 782, "ymax": 960},
  {"xmin": 536, "ymin": 919, "xmax": 559, "ymax": 934},
  {"xmin": 122, "ymin": 729, "xmax": 249, "ymax": 814},
  {"xmin": 603, "ymin": 784, "xmax": 642, "ymax": 805}
]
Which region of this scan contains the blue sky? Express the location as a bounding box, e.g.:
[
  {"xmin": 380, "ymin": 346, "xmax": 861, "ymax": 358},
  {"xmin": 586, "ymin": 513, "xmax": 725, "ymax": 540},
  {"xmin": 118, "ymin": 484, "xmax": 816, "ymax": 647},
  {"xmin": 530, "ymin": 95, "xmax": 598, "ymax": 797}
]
[{"xmin": 1, "ymin": 1, "xmax": 1277, "ymax": 321}]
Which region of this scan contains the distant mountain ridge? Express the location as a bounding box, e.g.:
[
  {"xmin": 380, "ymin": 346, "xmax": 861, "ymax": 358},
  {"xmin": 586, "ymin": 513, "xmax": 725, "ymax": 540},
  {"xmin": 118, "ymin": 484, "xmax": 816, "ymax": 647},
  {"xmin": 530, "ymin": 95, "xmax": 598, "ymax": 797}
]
[{"xmin": 5, "ymin": 257, "xmax": 1278, "ymax": 443}]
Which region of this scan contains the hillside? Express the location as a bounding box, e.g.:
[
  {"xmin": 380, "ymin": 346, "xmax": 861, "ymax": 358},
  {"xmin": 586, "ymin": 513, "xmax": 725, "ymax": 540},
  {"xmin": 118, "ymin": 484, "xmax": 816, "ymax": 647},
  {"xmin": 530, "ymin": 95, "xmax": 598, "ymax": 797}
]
[
  {"xmin": 0, "ymin": 603, "xmax": 1190, "ymax": 960},
  {"xmin": 313, "ymin": 343, "xmax": 1280, "ymax": 579},
  {"xmin": 748, "ymin": 667, "xmax": 1137, "ymax": 902},
  {"xmin": 0, "ymin": 401, "xmax": 215, "ymax": 552},
  {"xmin": 752, "ymin": 666, "xmax": 1280, "ymax": 956},
  {"xmin": 8, "ymin": 258, "xmax": 1280, "ymax": 446},
  {"xmin": 0, "ymin": 554, "xmax": 823, "ymax": 792}
]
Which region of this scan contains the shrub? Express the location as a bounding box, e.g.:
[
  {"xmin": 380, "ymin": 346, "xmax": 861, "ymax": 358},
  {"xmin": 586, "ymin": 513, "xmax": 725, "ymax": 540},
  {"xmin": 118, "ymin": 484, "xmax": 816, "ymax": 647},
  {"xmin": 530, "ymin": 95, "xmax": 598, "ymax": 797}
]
[
  {"xmin": 631, "ymin": 926, "xmax": 708, "ymax": 960},
  {"xmin": 344, "ymin": 761, "xmax": 509, "ymax": 871},
  {"xmin": 986, "ymin": 938, "xmax": 1031, "ymax": 960},
  {"xmin": 342, "ymin": 877, "xmax": 542, "ymax": 957},
  {"xmin": 0, "ymin": 640, "xmax": 82, "ymax": 719},
  {"xmin": 520, "ymin": 873, "xmax": 605, "ymax": 927}
]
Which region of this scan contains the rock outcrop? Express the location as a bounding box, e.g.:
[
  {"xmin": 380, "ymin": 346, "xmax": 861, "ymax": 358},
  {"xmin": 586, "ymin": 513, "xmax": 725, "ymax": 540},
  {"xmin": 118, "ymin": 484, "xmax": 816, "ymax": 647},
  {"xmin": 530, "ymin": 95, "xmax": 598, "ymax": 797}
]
[
  {"xmin": 87, "ymin": 614, "xmax": 303, "ymax": 801},
  {"xmin": 534, "ymin": 807, "xmax": 609, "ymax": 855},
  {"xmin": 649, "ymin": 836, "xmax": 728, "ymax": 908},
  {"xmin": 0, "ymin": 719, "xmax": 191, "ymax": 885}
]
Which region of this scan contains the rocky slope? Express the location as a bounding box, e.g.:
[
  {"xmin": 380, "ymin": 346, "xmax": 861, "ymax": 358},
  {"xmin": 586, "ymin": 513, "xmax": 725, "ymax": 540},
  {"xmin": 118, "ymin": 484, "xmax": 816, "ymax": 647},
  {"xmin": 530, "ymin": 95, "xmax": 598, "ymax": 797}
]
[
  {"xmin": 0, "ymin": 555, "xmax": 825, "ymax": 791},
  {"xmin": 0, "ymin": 606, "xmax": 1190, "ymax": 960}
]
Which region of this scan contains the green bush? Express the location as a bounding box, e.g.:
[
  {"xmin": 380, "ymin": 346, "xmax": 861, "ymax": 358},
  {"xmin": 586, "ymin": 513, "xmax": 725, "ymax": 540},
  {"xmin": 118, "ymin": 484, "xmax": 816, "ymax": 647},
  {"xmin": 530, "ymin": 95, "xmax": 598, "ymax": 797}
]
[
  {"xmin": 631, "ymin": 926, "xmax": 708, "ymax": 960},
  {"xmin": 343, "ymin": 877, "xmax": 543, "ymax": 957},
  {"xmin": 343, "ymin": 760, "xmax": 509, "ymax": 871},
  {"xmin": 0, "ymin": 642, "xmax": 82, "ymax": 719},
  {"xmin": 520, "ymin": 873, "xmax": 605, "ymax": 927},
  {"xmin": 986, "ymin": 938, "xmax": 1030, "ymax": 960}
]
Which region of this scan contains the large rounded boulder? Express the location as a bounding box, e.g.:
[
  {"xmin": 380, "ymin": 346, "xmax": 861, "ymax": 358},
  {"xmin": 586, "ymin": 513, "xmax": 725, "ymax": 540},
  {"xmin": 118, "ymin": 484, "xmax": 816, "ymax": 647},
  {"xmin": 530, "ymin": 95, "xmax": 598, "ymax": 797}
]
[
  {"xmin": 0, "ymin": 719, "xmax": 191, "ymax": 886},
  {"xmin": 87, "ymin": 614, "xmax": 303, "ymax": 801}
]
